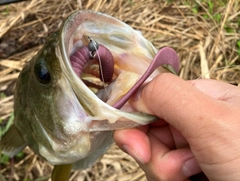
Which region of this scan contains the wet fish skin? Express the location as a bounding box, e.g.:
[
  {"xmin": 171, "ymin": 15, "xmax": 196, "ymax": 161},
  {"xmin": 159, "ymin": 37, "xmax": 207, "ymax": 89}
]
[
  {"xmin": 14, "ymin": 31, "xmax": 113, "ymax": 165},
  {"xmin": 1, "ymin": 10, "xmax": 179, "ymax": 180}
]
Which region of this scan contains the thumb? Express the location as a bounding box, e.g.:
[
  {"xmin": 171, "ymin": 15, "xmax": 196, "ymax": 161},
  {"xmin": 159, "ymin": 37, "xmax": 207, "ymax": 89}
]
[
  {"xmin": 129, "ymin": 73, "xmax": 230, "ymax": 139},
  {"xmin": 130, "ymin": 73, "xmax": 240, "ymax": 180}
]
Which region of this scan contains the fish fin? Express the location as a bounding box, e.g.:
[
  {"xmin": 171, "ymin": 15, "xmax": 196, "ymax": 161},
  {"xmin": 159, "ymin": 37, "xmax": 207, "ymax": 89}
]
[
  {"xmin": 51, "ymin": 164, "xmax": 72, "ymax": 181},
  {"xmin": 0, "ymin": 124, "xmax": 27, "ymax": 157}
]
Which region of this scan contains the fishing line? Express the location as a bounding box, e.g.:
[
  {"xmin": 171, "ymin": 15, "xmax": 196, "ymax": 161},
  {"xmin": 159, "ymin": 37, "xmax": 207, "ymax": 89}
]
[{"xmin": 88, "ymin": 36, "xmax": 109, "ymax": 98}]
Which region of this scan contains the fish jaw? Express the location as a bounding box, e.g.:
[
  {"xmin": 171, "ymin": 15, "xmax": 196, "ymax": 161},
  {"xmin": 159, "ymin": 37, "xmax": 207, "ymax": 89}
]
[
  {"xmin": 11, "ymin": 27, "xmax": 156, "ymax": 166},
  {"xmin": 58, "ymin": 10, "xmax": 161, "ymax": 131},
  {"xmin": 11, "ymin": 33, "xmax": 114, "ymax": 165},
  {"xmin": 11, "ymin": 33, "xmax": 93, "ymax": 165},
  {"xmin": 9, "ymin": 10, "xmax": 178, "ymax": 167}
]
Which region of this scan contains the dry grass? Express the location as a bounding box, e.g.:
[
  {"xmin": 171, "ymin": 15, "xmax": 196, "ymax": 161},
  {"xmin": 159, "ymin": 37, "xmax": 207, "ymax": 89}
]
[{"xmin": 0, "ymin": 0, "xmax": 239, "ymax": 180}]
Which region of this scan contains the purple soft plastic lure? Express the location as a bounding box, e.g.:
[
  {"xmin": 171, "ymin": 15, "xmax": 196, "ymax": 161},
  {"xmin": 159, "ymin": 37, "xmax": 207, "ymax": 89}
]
[
  {"xmin": 0, "ymin": 10, "xmax": 181, "ymax": 181},
  {"xmin": 113, "ymin": 47, "xmax": 179, "ymax": 109},
  {"xmin": 70, "ymin": 44, "xmax": 114, "ymax": 82},
  {"xmin": 70, "ymin": 40, "xmax": 179, "ymax": 109}
]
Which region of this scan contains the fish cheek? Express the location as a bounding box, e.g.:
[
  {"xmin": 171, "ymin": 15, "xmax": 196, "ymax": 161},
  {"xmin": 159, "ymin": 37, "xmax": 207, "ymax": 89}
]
[
  {"xmin": 29, "ymin": 78, "xmax": 64, "ymax": 140},
  {"xmin": 13, "ymin": 62, "xmax": 54, "ymax": 155},
  {"xmin": 29, "ymin": 37, "xmax": 63, "ymax": 136},
  {"xmin": 16, "ymin": 54, "xmax": 63, "ymax": 154}
]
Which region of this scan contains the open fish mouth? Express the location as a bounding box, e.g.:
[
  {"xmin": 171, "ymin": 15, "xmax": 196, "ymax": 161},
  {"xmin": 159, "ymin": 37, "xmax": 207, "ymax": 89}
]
[
  {"xmin": 0, "ymin": 10, "xmax": 181, "ymax": 175},
  {"xmin": 58, "ymin": 10, "xmax": 179, "ymax": 115}
]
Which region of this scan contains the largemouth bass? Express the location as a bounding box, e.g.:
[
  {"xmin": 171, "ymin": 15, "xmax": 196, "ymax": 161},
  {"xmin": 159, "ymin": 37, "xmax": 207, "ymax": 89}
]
[{"xmin": 1, "ymin": 10, "xmax": 179, "ymax": 180}]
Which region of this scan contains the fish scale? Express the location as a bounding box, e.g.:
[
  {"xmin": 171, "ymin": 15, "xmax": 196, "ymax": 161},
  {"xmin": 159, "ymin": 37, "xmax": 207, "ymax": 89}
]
[{"xmin": 0, "ymin": 10, "xmax": 179, "ymax": 181}]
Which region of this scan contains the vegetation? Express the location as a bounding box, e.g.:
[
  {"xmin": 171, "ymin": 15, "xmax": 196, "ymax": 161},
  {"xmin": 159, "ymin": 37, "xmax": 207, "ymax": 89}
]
[{"xmin": 0, "ymin": 0, "xmax": 239, "ymax": 180}]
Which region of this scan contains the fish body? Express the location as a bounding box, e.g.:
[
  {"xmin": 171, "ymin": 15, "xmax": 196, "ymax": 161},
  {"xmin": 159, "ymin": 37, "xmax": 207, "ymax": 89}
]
[{"xmin": 1, "ymin": 10, "xmax": 179, "ymax": 179}]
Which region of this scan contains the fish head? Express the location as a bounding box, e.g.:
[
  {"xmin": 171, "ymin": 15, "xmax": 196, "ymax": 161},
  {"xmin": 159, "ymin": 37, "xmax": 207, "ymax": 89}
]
[
  {"xmin": 14, "ymin": 32, "xmax": 94, "ymax": 165},
  {"xmin": 11, "ymin": 10, "xmax": 179, "ymax": 168}
]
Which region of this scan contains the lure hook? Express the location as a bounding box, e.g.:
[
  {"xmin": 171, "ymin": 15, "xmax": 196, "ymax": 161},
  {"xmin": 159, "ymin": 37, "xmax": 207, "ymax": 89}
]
[{"xmin": 87, "ymin": 37, "xmax": 99, "ymax": 59}]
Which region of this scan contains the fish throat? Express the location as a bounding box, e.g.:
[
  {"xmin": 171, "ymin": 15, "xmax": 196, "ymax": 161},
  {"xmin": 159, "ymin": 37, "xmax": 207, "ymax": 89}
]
[
  {"xmin": 70, "ymin": 38, "xmax": 114, "ymax": 83},
  {"xmin": 69, "ymin": 37, "xmax": 180, "ymax": 109}
]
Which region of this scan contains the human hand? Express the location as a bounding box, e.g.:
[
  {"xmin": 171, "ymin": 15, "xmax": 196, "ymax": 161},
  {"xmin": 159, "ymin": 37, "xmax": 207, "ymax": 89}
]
[{"xmin": 114, "ymin": 73, "xmax": 240, "ymax": 181}]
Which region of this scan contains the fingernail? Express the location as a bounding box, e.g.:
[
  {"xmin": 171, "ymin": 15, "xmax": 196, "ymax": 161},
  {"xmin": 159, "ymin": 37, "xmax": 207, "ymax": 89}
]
[
  {"xmin": 123, "ymin": 145, "xmax": 144, "ymax": 164},
  {"xmin": 182, "ymin": 158, "xmax": 201, "ymax": 177}
]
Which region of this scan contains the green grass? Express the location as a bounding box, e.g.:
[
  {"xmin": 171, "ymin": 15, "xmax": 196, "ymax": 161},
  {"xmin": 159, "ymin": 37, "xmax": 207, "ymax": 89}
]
[
  {"xmin": 237, "ymin": 40, "xmax": 240, "ymax": 55},
  {"xmin": 0, "ymin": 154, "xmax": 9, "ymax": 164},
  {"xmin": 0, "ymin": 113, "xmax": 14, "ymax": 137},
  {"xmin": 187, "ymin": 0, "xmax": 227, "ymax": 25},
  {"xmin": 0, "ymin": 92, "xmax": 6, "ymax": 99},
  {"xmin": 0, "ymin": 113, "xmax": 14, "ymax": 165},
  {"xmin": 1, "ymin": 5, "xmax": 9, "ymax": 15},
  {"xmin": 0, "ymin": 152, "xmax": 25, "ymax": 165}
]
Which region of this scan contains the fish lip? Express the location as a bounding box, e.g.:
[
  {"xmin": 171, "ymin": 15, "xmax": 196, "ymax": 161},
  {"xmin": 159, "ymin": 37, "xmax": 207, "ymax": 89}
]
[
  {"xmin": 57, "ymin": 16, "xmax": 102, "ymax": 117},
  {"xmin": 57, "ymin": 10, "xmax": 159, "ymax": 128},
  {"xmin": 58, "ymin": 10, "xmax": 119, "ymax": 107}
]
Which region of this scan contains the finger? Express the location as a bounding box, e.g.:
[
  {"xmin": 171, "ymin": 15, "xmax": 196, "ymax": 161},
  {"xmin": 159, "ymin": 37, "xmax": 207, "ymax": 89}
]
[
  {"xmin": 129, "ymin": 73, "xmax": 232, "ymax": 139},
  {"xmin": 148, "ymin": 120, "xmax": 188, "ymax": 149},
  {"xmin": 114, "ymin": 126, "xmax": 177, "ymax": 164},
  {"xmin": 114, "ymin": 128, "xmax": 151, "ymax": 164},
  {"xmin": 148, "ymin": 125, "xmax": 175, "ymax": 149},
  {"xmin": 129, "ymin": 73, "xmax": 240, "ymax": 180},
  {"xmin": 131, "ymin": 131, "xmax": 201, "ymax": 181},
  {"xmin": 114, "ymin": 123, "xmax": 187, "ymax": 160},
  {"xmin": 189, "ymin": 79, "xmax": 240, "ymax": 104},
  {"xmin": 169, "ymin": 125, "xmax": 188, "ymax": 149},
  {"xmin": 143, "ymin": 148, "xmax": 201, "ymax": 181},
  {"xmin": 147, "ymin": 125, "xmax": 188, "ymax": 150},
  {"xmin": 146, "ymin": 132, "xmax": 201, "ymax": 180},
  {"xmin": 114, "ymin": 128, "xmax": 202, "ymax": 180}
]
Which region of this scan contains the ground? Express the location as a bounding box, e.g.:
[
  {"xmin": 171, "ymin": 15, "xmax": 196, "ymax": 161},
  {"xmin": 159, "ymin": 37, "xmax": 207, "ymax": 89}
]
[{"xmin": 0, "ymin": 0, "xmax": 239, "ymax": 180}]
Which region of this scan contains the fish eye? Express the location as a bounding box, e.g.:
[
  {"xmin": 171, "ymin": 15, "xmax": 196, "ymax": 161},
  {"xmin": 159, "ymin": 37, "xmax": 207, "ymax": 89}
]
[{"xmin": 34, "ymin": 63, "xmax": 51, "ymax": 84}]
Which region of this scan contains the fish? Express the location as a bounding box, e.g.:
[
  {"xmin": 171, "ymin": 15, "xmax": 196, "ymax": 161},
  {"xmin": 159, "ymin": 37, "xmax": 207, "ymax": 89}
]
[{"xmin": 0, "ymin": 10, "xmax": 180, "ymax": 180}]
